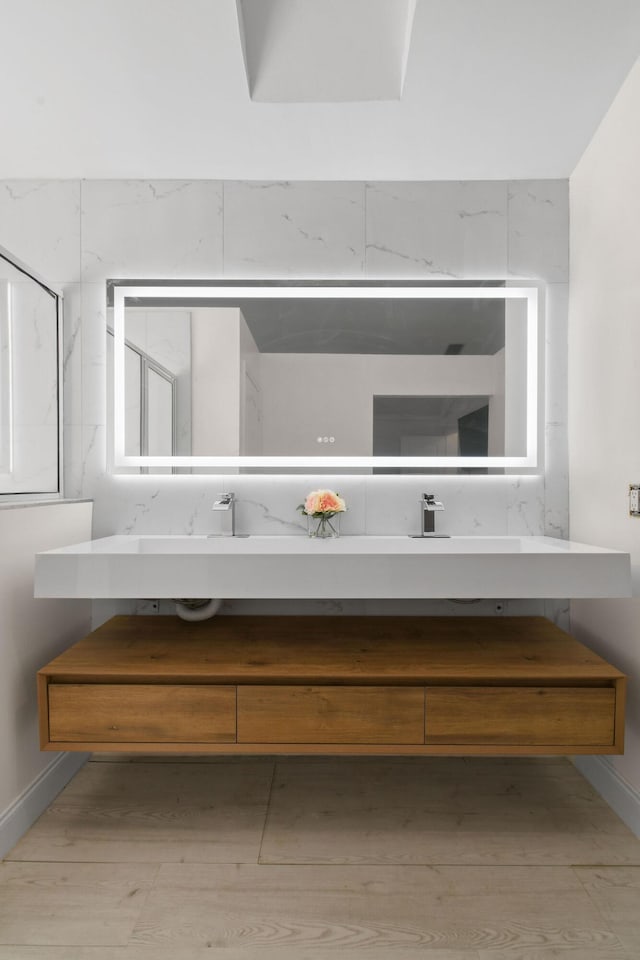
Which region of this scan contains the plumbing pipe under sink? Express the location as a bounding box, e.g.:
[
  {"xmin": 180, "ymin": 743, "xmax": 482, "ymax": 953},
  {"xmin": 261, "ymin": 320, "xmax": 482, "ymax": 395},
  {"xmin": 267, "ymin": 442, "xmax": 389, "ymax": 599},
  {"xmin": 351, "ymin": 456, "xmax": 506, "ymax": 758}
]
[{"xmin": 174, "ymin": 598, "xmax": 222, "ymax": 621}]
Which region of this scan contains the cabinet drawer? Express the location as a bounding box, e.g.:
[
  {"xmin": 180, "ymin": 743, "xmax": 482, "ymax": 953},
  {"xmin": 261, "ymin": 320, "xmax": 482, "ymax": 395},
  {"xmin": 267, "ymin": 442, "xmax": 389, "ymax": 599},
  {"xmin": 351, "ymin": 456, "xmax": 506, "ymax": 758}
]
[
  {"xmin": 48, "ymin": 684, "xmax": 236, "ymax": 743},
  {"xmin": 238, "ymin": 685, "xmax": 424, "ymax": 743},
  {"xmin": 425, "ymin": 686, "xmax": 616, "ymax": 745}
]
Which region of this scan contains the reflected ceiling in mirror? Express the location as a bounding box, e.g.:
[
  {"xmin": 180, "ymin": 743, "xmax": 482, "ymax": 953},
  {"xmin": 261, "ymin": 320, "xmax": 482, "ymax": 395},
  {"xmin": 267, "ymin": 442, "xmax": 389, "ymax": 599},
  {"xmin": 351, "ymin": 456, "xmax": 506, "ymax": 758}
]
[{"xmin": 110, "ymin": 282, "xmax": 539, "ymax": 474}]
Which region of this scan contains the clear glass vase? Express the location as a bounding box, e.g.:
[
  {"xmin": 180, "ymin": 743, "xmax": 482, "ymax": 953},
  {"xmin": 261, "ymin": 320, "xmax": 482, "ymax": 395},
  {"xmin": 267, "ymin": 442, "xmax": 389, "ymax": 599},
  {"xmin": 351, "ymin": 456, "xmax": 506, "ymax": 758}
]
[{"xmin": 307, "ymin": 513, "xmax": 340, "ymax": 539}]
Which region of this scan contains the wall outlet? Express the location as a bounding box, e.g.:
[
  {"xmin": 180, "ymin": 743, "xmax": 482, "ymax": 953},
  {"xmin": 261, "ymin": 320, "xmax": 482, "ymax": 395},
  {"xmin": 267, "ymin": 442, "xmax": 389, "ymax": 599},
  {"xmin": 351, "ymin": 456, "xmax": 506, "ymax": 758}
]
[{"xmin": 630, "ymin": 485, "xmax": 640, "ymax": 517}]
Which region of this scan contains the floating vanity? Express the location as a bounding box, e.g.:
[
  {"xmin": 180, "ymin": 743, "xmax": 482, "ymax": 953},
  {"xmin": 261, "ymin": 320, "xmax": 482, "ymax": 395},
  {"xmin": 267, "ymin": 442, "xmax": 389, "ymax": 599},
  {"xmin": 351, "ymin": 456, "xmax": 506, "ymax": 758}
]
[
  {"xmin": 37, "ymin": 615, "xmax": 626, "ymax": 757},
  {"xmin": 34, "ymin": 534, "xmax": 630, "ymax": 757},
  {"xmin": 34, "ymin": 534, "xmax": 631, "ymax": 599}
]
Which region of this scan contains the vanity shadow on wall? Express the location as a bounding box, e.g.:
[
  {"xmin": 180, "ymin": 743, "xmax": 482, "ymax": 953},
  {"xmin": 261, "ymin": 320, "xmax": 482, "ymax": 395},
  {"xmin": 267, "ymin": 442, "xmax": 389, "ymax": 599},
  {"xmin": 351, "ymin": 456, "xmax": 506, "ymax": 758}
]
[{"xmin": 107, "ymin": 279, "xmax": 540, "ymax": 476}]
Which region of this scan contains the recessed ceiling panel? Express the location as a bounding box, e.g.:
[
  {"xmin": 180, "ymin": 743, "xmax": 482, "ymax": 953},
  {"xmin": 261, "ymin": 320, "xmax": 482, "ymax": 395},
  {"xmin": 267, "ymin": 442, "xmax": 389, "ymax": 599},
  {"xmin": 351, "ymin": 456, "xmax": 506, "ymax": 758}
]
[{"xmin": 237, "ymin": 0, "xmax": 416, "ymax": 101}]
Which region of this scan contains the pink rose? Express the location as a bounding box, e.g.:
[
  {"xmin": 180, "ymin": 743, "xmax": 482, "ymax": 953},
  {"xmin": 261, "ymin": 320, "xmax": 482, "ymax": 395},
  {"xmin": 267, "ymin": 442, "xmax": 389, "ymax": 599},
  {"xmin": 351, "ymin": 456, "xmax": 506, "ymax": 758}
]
[{"xmin": 303, "ymin": 489, "xmax": 346, "ymax": 515}]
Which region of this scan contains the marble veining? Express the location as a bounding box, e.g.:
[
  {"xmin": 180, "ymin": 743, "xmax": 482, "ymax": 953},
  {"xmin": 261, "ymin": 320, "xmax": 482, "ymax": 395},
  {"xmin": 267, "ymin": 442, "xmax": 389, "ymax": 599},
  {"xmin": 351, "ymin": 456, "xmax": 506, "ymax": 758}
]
[
  {"xmin": 507, "ymin": 181, "xmax": 569, "ymax": 282},
  {"xmin": 223, "ymin": 181, "xmax": 365, "ymax": 277},
  {"xmin": 241, "ymin": 497, "xmax": 308, "ymax": 535},
  {"xmin": 365, "ymin": 181, "xmax": 508, "ymax": 279},
  {"xmin": 545, "ymin": 599, "xmax": 571, "ymax": 629},
  {"xmin": 79, "ymin": 425, "xmax": 104, "ymax": 500},
  {"xmin": 62, "ymin": 290, "xmax": 80, "ymax": 379},
  {"xmin": 81, "ymin": 180, "xmax": 224, "ymax": 282},
  {"xmin": 80, "ymin": 283, "xmax": 107, "ymax": 429},
  {"xmin": 507, "ymin": 477, "xmax": 545, "ymax": 536},
  {"xmin": 365, "ymin": 241, "xmax": 456, "ymax": 275},
  {"xmin": 0, "ymin": 180, "xmax": 81, "ymax": 283}
]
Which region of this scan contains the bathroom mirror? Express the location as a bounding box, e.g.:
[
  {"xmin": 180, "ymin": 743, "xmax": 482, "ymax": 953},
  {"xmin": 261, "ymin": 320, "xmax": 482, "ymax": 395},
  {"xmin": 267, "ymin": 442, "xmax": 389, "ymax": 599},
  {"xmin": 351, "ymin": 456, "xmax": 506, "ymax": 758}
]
[
  {"xmin": 109, "ymin": 281, "xmax": 539, "ymax": 474},
  {"xmin": 0, "ymin": 246, "xmax": 62, "ymax": 495}
]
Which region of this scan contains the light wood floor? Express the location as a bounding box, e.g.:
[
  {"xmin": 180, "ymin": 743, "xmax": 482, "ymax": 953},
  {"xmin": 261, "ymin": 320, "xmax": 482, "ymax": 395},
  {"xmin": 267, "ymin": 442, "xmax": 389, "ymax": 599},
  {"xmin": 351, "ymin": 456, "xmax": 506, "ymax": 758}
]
[{"xmin": 1, "ymin": 755, "xmax": 640, "ymax": 958}]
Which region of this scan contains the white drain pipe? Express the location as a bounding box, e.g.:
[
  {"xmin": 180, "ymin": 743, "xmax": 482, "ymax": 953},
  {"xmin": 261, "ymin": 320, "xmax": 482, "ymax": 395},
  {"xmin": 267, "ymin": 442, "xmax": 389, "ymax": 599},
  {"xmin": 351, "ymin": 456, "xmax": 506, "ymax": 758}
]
[{"xmin": 174, "ymin": 598, "xmax": 222, "ymax": 621}]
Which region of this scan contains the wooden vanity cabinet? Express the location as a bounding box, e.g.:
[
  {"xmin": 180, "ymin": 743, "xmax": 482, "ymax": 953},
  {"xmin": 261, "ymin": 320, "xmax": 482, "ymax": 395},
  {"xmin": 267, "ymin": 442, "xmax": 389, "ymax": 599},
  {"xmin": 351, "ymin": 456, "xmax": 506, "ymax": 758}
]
[{"xmin": 37, "ymin": 615, "xmax": 626, "ymax": 756}]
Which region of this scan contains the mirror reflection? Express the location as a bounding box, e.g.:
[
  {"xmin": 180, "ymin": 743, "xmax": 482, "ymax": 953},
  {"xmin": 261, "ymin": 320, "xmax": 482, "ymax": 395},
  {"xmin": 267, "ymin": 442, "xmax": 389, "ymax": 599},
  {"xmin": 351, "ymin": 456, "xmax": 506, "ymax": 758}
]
[
  {"xmin": 0, "ymin": 248, "xmax": 60, "ymax": 495},
  {"xmin": 111, "ymin": 284, "xmax": 536, "ymax": 474}
]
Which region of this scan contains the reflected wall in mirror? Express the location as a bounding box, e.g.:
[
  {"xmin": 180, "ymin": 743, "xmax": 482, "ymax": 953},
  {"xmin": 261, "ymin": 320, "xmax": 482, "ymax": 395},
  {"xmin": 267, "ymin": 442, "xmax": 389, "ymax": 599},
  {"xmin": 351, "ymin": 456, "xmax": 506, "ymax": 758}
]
[
  {"xmin": 0, "ymin": 247, "xmax": 61, "ymax": 495},
  {"xmin": 110, "ymin": 282, "xmax": 539, "ymax": 474}
]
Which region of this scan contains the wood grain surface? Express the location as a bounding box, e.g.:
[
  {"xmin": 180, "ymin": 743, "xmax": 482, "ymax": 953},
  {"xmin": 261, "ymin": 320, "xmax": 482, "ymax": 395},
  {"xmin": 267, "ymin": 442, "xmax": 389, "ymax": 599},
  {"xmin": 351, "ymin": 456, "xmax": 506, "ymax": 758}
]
[
  {"xmin": 425, "ymin": 685, "xmax": 616, "ymax": 745},
  {"xmin": 37, "ymin": 616, "xmax": 625, "ymax": 755},
  {"xmin": 5, "ymin": 755, "xmax": 640, "ymax": 954},
  {"xmin": 48, "ymin": 684, "xmax": 236, "ymax": 743},
  {"xmin": 238, "ymin": 685, "xmax": 424, "ymax": 743},
  {"xmin": 38, "ymin": 615, "xmax": 625, "ymax": 684}
]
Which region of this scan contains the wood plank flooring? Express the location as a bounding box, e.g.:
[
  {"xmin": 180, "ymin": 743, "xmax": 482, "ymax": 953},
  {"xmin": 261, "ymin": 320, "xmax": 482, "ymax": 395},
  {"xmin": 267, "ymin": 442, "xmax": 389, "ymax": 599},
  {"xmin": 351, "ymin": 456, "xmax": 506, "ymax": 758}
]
[{"xmin": 1, "ymin": 756, "xmax": 640, "ymax": 958}]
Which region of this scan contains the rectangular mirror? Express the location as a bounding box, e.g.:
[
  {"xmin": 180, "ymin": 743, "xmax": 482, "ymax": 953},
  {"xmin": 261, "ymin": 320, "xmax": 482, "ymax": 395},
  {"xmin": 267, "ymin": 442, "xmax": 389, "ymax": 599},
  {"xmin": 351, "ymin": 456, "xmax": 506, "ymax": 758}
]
[{"xmin": 110, "ymin": 282, "xmax": 539, "ymax": 474}]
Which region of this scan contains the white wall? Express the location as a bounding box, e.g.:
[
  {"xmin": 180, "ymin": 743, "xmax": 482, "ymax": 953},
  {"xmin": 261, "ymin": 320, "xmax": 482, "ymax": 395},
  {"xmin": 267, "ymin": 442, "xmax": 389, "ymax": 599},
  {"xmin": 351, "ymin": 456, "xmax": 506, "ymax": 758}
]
[
  {"xmin": 191, "ymin": 307, "xmax": 262, "ymax": 457},
  {"xmin": 0, "ymin": 501, "xmax": 92, "ymax": 857},
  {"xmin": 191, "ymin": 307, "xmax": 244, "ymax": 456},
  {"xmin": 569, "ymin": 59, "xmax": 640, "ymax": 813},
  {"xmin": 260, "ymin": 352, "xmax": 501, "ymax": 457}
]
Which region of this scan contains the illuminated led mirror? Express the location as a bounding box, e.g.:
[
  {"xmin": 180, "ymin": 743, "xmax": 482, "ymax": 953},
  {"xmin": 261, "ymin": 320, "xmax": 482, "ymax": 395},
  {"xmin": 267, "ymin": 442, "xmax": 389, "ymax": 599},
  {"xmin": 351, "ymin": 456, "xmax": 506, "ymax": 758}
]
[{"xmin": 110, "ymin": 282, "xmax": 539, "ymax": 473}]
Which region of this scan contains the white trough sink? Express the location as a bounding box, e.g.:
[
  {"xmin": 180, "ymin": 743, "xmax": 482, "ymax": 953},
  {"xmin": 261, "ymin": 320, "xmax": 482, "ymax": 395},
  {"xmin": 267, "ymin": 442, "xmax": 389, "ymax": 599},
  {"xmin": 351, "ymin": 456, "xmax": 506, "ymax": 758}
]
[{"xmin": 34, "ymin": 534, "xmax": 631, "ymax": 600}]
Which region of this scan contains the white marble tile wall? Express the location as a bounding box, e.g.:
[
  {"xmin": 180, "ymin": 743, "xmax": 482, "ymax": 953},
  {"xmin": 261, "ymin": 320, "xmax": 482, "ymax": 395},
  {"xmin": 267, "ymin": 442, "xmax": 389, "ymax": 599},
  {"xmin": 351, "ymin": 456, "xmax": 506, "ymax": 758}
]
[
  {"xmin": 507, "ymin": 181, "xmax": 569, "ymax": 283},
  {"xmin": 365, "ymin": 181, "xmax": 508, "ymax": 279},
  {"xmin": 544, "ymin": 282, "xmax": 569, "ymax": 539},
  {"xmin": 0, "ymin": 181, "xmax": 81, "ymax": 284},
  {"xmin": 0, "ymin": 177, "xmax": 570, "ymax": 618},
  {"xmin": 224, "ymin": 182, "xmax": 365, "ymax": 277},
  {"xmin": 81, "ymin": 181, "xmax": 223, "ymax": 281},
  {"xmin": 62, "ymin": 284, "xmax": 83, "ymax": 430}
]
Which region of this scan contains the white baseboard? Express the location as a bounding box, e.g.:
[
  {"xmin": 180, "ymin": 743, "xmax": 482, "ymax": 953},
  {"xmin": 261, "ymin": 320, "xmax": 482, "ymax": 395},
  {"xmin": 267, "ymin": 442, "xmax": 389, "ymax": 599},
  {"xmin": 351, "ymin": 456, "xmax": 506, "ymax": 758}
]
[
  {"xmin": 0, "ymin": 752, "xmax": 89, "ymax": 860},
  {"xmin": 573, "ymin": 755, "xmax": 640, "ymax": 838}
]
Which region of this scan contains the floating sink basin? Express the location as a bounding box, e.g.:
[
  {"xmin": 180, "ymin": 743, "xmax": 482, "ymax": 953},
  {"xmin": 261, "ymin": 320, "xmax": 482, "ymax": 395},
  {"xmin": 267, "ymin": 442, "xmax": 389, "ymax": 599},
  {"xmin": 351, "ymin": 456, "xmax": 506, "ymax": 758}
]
[{"xmin": 34, "ymin": 534, "xmax": 631, "ymax": 600}]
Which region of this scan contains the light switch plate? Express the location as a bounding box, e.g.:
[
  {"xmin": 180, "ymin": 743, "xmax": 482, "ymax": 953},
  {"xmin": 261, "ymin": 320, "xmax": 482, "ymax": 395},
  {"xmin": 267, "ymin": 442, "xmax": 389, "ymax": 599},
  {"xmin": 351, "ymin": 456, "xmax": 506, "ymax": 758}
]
[{"xmin": 630, "ymin": 485, "xmax": 640, "ymax": 517}]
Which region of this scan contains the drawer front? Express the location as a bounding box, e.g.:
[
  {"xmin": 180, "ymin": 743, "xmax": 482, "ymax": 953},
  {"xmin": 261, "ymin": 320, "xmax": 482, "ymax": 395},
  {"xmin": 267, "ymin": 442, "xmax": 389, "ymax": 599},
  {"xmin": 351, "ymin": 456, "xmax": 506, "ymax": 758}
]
[
  {"xmin": 425, "ymin": 686, "xmax": 616, "ymax": 745},
  {"xmin": 48, "ymin": 684, "xmax": 236, "ymax": 743},
  {"xmin": 238, "ymin": 685, "xmax": 424, "ymax": 744}
]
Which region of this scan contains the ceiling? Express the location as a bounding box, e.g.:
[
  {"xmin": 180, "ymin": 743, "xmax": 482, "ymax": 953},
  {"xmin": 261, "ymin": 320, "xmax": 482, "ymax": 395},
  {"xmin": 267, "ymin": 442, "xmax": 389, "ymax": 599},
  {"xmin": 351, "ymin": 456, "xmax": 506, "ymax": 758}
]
[
  {"xmin": 236, "ymin": 297, "xmax": 506, "ymax": 355},
  {"xmin": 0, "ymin": 0, "xmax": 639, "ymax": 180},
  {"xmin": 127, "ymin": 296, "xmax": 506, "ymax": 355}
]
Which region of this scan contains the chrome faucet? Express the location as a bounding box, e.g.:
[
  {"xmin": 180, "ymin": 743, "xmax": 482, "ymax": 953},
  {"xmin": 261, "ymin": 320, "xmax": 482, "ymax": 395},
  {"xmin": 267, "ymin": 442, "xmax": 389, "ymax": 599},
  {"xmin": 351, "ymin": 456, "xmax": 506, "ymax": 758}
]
[
  {"xmin": 410, "ymin": 493, "xmax": 449, "ymax": 538},
  {"xmin": 210, "ymin": 492, "xmax": 235, "ymax": 537}
]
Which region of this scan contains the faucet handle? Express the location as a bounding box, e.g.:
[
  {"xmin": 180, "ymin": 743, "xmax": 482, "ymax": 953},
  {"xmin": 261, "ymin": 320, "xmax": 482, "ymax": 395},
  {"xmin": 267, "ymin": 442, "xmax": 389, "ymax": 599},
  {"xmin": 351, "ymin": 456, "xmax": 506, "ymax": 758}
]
[
  {"xmin": 413, "ymin": 493, "xmax": 448, "ymax": 538},
  {"xmin": 212, "ymin": 492, "xmax": 235, "ymax": 510}
]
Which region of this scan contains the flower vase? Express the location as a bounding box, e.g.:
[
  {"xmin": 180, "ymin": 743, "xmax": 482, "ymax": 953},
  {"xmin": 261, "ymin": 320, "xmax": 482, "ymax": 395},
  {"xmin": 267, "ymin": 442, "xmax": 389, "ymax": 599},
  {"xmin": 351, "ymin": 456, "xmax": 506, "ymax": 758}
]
[{"xmin": 307, "ymin": 513, "xmax": 340, "ymax": 539}]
